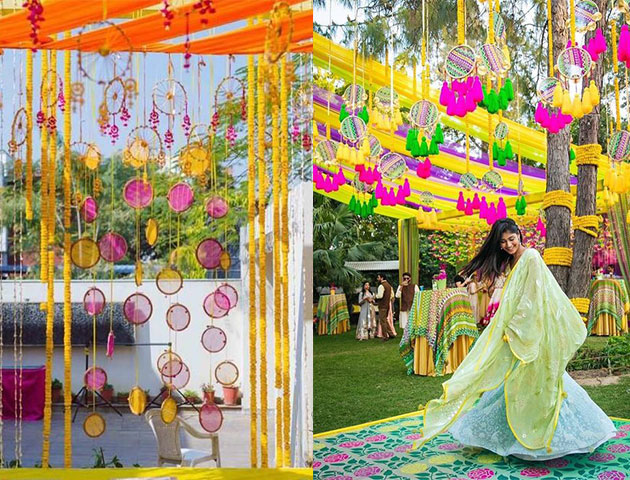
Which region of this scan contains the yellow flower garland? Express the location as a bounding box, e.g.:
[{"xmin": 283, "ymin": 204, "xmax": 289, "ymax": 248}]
[
  {"xmin": 570, "ymin": 297, "xmax": 590, "ymax": 314},
  {"xmin": 542, "ymin": 190, "xmax": 574, "ymax": 212},
  {"xmin": 63, "ymin": 39, "xmax": 72, "ymax": 468},
  {"xmin": 542, "ymin": 247, "xmax": 573, "ymax": 267},
  {"xmin": 457, "ymin": 0, "xmax": 465, "ymax": 45},
  {"xmin": 613, "ymin": 22, "xmax": 621, "ymax": 130},
  {"xmin": 572, "ymin": 215, "xmax": 600, "ymax": 237},
  {"xmin": 26, "ymin": 50, "xmax": 33, "ymax": 221},
  {"xmin": 574, "ymin": 144, "xmax": 601, "ymax": 167},
  {"xmin": 547, "ymin": 0, "xmax": 553, "ymax": 75},
  {"xmin": 247, "ymin": 53, "xmax": 258, "ymax": 468},
  {"xmin": 256, "ymin": 55, "xmax": 269, "ymax": 468},
  {"xmin": 280, "ymin": 55, "xmax": 291, "ymax": 467},
  {"xmin": 40, "ymin": 51, "xmax": 49, "ymax": 283}
]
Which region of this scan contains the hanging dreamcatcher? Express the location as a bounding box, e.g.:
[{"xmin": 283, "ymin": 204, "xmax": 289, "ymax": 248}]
[
  {"xmin": 336, "ymin": 115, "xmax": 369, "ymax": 165},
  {"xmin": 371, "ymin": 87, "xmax": 403, "ymax": 131},
  {"xmin": 98, "ymin": 77, "xmax": 131, "ymax": 144},
  {"xmin": 491, "ymin": 121, "xmax": 513, "ymax": 167},
  {"xmin": 340, "ymin": 84, "xmax": 368, "ymax": 122},
  {"xmin": 264, "ymin": 2, "xmax": 294, "ymax": 64},
  {"xmin": 37, "ymin": 69, "xmax": 64, "ymax": 133},
  {"xmin": 406, "ymin": 100, "xmax": 443, "ymax": 178},
  {"xmin": 181, "ymin": 123, "xmax": 212, "ymax": 179},
  {"xmin": 151, "ymin": 78, "xmax": 189, "ymax": 148},
  {"xmin": 439, "ymin": 45, "xmax": 484, "ymax": 118},
  {"xmin": 77, "ymin": 21, "xmax": 132, "ymax": 86},
  {"xmin": 212, "ymin": 71, "xmax": 246, "ymax": 149},
  {"xmin": 71, "ymin": 81, "xmax": 85, "ymax": 113},
  {"xmin": 124, "ymin": 126, "xmax": 165, "ymax": 168}
]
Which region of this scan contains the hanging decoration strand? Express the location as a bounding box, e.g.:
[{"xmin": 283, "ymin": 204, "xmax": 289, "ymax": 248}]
[
  {"xmin": 570, "ymin": 0, "xmax": 576, "ymax": 46},
  {"xmin": 26, "ymin": 50, "xmax": 33, "ymax": 220},
  {"xmin": 40, "ymin": 51, "xmax": 49, "ymax": 284},
  {"xmin": 457, "ymin": 0, "xmax": 465, "ymax": 44},
  {"xmin": 547, "ymin": 0, "xmax": 553, "ymax": 75}
]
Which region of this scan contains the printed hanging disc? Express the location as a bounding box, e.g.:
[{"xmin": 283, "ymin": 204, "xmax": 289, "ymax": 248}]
[
  {"xmin": 314, "ymin": 140, "xmax": 338, "ymax": 167},
  {"xmin": 575, "ymin": 0, "xmax": 602, "ymax": 32},
  {"xmin": 378, "ymin": 152, "xmax": 407, "ymax": 181},
  {"xmin": 477, "ymin": 44, "xmax": 510, "ymax": 77},
  {"xmin": 196, "ymin": 238, "xmax": 224, "ymax": 270},
  {"xmin": 80, "ymin": 196, "xmax": 98, "ymax": 223},
  {"xmin": 83, "ymin": 287, "xmax": 106, "ymax": 316},
  {"xmin": 374, "ymin": 87, "xmax": 398, "ymax": 110},
  {"xmin": 201, "ymin": 326, "xmax": 227, "ymax": 353},
  {"xmin": 82, "ymin": 144, "xmax": 101, "ymax": 171},
  {"xmin": 459, "ymin": 172, "xmax": 479, "ymax": 190},
  {"xmin": 215, "ymin": 361, "xmax": 239, "ymax": 386},
  {"xmin": 83, "ymin": 412, "xmax": 106, "ymax": 438},
  {"xmin": 156, "ymin": 350, "xmax": 183, "ymax": 373},
  {"xmin": 71, "ymin": 238, "xmax": 100, "ymax": 269},
  {"xmin": 494, "ymin": 12, "xmax": 507, "ymax": 44},
  {"xmin": 123, "ymin": 178, "xmax": 153, "ymax": 209},
  {"xmin": 98, "ymin": 232, "xmax": 128, "ymax": 263},
  {"xmin": 203, "ymin": 291, "xmax": 231, "ymax": 318},
  {"xmin": 199, "ymin": 403, "xmax": 223, "ymax": 433},
  {"xmin": 408, "ymin": 100, "xmax": 439, "ymax": 130},
  {"xmin": 419, "ymin": 191, "xmax": 435, "ymax": 207},
  {"xmin": 536, "ymin": 77, "xmax": 562, "ymax": 104},
  {"xmin": 84, "ymin": 366, "xmax": 107, "ymax": 391},
  {"xmin": 494, "ymin": 122, "xmax": 509, "ymax": 140},
  {"xmin": 342, "ymin": 84, "xmax": 367, "ymax": 110},
  {"xmin": 216, "ymin": 284, "xmax": 238, "ymax": 310},
  {"xmin": 368, "ymin": 135, "xmax": 382, "ymax": 159},
  {"xmin": 557, "ymin": 47, "xmax": 592, "ymax": 80},
  {"xmin": 167, "ymin": 182, "xmax": 194, "ymax": 213},
  {"xmin": 608, "ymin": 131, "xmax": 630, "ymax": 162},
  {"xmin": 161, "ymin": 396, "xmax": 178, "ymax": 425},
  {"xmin": 128, "ymin": 386, "xmax": 146, "ymax": 416},
  {"xmin": 145, "ymin": 218, "xmax": 159, "ymax": 246},
  {"xmin": 205, "ymin": 196, "xmax": 229, "ymax": 219},
  {"xmin": 163, "ymin": 363, "xmax": 190, "ymax": 390},
  {"xmin": 135, "ymin": 260, "xmax": 143, "ymax": 287},
  {"xmin": 444, "ymin": 44, "xmax": 477, "ymax": 79},
  {"xmin": 156, "ymin": 267, "xmax": 183, "ymax": 296},
  {"xmin": 352, "ymin": 173, "xmax": 370, "ymax": 194},
  {"xmin": 220, "ymin": 250, "xmax": 232, "ymax": 271},
  {"xmin": 339, "ymin": 115, "xmax": 367, "ymax": 144},
  {"xmin": 166, "ymin": 303, "xmax": 191, "ymax": 332},
  {"xmin": 180, "ymin": 144, "xmax": 211, "ymax": 177},
  {"xmin": 481, "ymin": 170, "xmax": 504, "ymax": 191},
  {"xmin": 123, "ymin": 292, "xmax": 153, "ymax": 325},
  {"xmin": 160, "ymin": 358, "xmax": 184, "ymax": 378}
]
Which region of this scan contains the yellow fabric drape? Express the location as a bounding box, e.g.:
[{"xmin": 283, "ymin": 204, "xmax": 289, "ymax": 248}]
[{"xmin": 414, "ymin": 335, "xmax": 474, "ymax": 376}]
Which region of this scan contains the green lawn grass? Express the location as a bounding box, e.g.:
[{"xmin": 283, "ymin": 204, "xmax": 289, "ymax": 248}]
[{"xmin": 314, "ymin": 330, "xmax": 630, "ymax": 434}]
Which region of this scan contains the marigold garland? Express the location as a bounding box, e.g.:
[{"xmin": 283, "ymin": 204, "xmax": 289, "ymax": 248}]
[
  {"xmin": 457, "ymin": 0, "xmax": 465, "ymax": 45},
  {"xmin": 63, "ymin": 39, "xmax": 72, "ymax": 468},
  {"xmin": 572, "ymin": 215, "xmax": 600, "ymax": 237},
  {"xmin": 256, "ymin": 55, "xmax": 269, "ymax": 468},
  {"xmin": 613, "ymin": 22, "xmax": 621, "ymax": 130},
  {"xmin": 570, "ymin": 297, "xmax": 590, "ymax": 314},
  {"xmin": 574, "ymin": 144, "xmax": 601, "ymax": 167},
  {"xmin": 543, "ymin": 247, "xmax": 573, "ymax": 266},
  {"xmin": 280, "ymin": 55, "xmax": 291, "ymax": 466},
  {"xmin": 26, "ymin": 50, "xmax": 33, "ymax": 221},
  {"xmin": 542, "ymin": 190, "xmax": 574, "ymax": 212},
  {"xmin": 547, "ymin": 0, "xmax": 553, "ymax": 75},
  {"xmin": 40, "ymin": 51, "xmax": 49, "ymax": 283}
]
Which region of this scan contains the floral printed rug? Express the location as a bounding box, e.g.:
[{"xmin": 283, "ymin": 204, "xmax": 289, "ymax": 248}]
[{"xmin": 314, "ymin": 412, "xmax": 630, "ymax": 479}]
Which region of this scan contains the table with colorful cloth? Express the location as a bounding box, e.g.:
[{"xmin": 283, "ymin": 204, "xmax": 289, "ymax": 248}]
[
  {"xmin": 588, "ymin": 278, "xmax": 630, "ymax": 336},
  {"xmin": 317, "ymin": 294, "xmax": 350, "ymax": 335},
  {"xmin": 399, "ymin": 288, "xmax": 478, "ymax": 376},
  {"xmin": 1, "ymin": 365, "xmax": 45, "ymax": 420}
]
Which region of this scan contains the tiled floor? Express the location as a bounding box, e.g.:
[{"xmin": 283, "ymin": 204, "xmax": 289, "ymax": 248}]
[{"xmin": 0, "ymin": 407, "xmax": 274, "ymax": 468}]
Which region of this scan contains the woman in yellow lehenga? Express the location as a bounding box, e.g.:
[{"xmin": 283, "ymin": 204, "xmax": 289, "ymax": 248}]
[{"xmin": 418, "ymin": 218, "xmax": 615, "ymax": 460}]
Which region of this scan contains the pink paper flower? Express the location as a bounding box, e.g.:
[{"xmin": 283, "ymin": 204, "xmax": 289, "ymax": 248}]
[
  {"xmin": 589, "ymin": 453, "xmax": 615, "ymax": 462},
  {"xmin": 354, "ymin": 466, "xmax": 381, "ymax": 476},
  {"xmin": 366, "ymin": 434, "xmax": 387, "ymax": 442},
  {"xmin": 339, "ymin": 440, "xmax": 365, "ymax": 448},
  {"xmin": 598, "ymin": 471, "xmax": 626, "ymax": 480},
  {"xmin": 367, "ymin": 451, "xmax": 394, "ymax": 460},
  {"xmin": 324, "ymin": 453, "xmax": 349, "ymax": 463},
  {"xmin": 520, "ymin": 467, "xmax": 551, "ymax": 477},
  {"xmin": 607, "ymin": 444, "xmax": 630, "ymax": 453},
  {"xmin": 545, "ymin": 458, "xmax": 569, "ymax": 468},
  {"xmin": 467, "ymin": 468, "xmax": 495, "ymax": 479}
]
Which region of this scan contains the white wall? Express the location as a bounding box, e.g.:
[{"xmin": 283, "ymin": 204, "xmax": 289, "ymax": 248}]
[{"xmin": 0, "ymin": 278, "xmax": 243, "ymax": 398}]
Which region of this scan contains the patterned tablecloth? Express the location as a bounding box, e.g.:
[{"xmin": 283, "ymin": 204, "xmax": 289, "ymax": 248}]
[
  {"xmin": 399, "ymin": 288, "xmax": 478, "ymax": 376},
  {"xmin": 317, "ymin": 294, "xmax": 350, "ymax": 335},
  {"xmin": 588, "ymin": 278, "xmax": 630, "ymax": 335}
]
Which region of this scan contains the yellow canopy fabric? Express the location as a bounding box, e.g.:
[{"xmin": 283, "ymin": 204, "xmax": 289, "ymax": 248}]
[{"xmin": 0, "ymin": 468, "xmax": 312, "ymax": 479}]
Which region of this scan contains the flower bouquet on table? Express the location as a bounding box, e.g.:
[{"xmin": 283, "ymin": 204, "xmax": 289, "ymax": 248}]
[
  {"xmin": 330, "ymin": 282, "xmax": 336, "ymax": 296},
  {"xmin": 433, "ymin": 264, "xmax": 447, "ymax": 290}
]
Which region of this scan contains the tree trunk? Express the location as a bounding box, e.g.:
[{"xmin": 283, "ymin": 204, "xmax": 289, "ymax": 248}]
[
  {"xmin": 566, "ymin": 1, "xmax": 605, "ymax": 301},
  {"xmin": 545, "ymin": 0, "xmax": 571, "ymax": 292}
]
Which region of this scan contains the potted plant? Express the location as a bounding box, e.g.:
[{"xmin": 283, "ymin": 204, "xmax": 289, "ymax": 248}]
[
  {"xmin": 201, "ymin": 383, "xmax": 215, "ymax": 404},
  {"xmin": 116, "ymin": 391, "xmax": 129, "ymax": 404},
  {"xmin": 101, "ymin": 383, "xmax": 114, "ymax": 403},
  {"xmin": 182, "ymin": 389, "xmax": 201, "ymax": 404},
  {"xmin": 51, "ymin": 379, "xmax": 63, "ymax": 403},
  {"xmin": 222, "ymin": 383, "xmax": 239, "ymax": 406}
]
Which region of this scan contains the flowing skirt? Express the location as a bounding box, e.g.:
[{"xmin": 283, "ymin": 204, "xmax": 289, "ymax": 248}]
[{"xmin": 449, "ymin": 372, "xmax": 616, "ymax": 460}]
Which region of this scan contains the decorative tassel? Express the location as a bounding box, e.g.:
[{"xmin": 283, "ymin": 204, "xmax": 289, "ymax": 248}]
[
  {"xmin": 503, "ymin": 78, "xmax": 514, "ymax": 101},
  {"xmin": 552, "ymin": 86, "xmax": 563, "ymax": 108},
  {"xmin": 107, "ymin": 331, "xmax": 115, "ymax": 358},
  {"xmin": 358, "ymin": 105, "xmax": 369, "ymax": 124},
  {"xmin": 419, "ymin": 136, "xmax": 429, "ymax": 157},
  {"xmin": 428, "ymin": 137, "xmax": 439, "ymax": 155},
  {"xmin": 472, "ymin": 193, "xmax": 481, "ymax": 210},
  {"xmin": 434, "ymin": 123, "xmax": 444, "ymax": 144},
  {"xmin": 457, "ymin": 191, "xmax": 465, "ymax": 211}
]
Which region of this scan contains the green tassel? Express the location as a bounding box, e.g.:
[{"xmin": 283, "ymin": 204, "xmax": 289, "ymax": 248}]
[
  {"xmin": 569, "ymin": 148, "xmax": 576, "ymax": 161},
  {"xmin": 434, "ymin": 123, "xmax": 444, "ymax": 144},
  {"xmin": 419, "ymin": 136, "xmax": 429, "ymax": 157},
  {"xmin": 479, "ymin": 85, "xmax": 488, "ymax": 108},
  {"xmin": 349, "ymin": 195, "xmax": 357, "ymax": 211},
  {"xmin": 504, "ymin": 141, "xmax": 513, "ymax": 160},
  {"xmin": 358, "ymin": 105, "xmax": 369, "ymax": 124},
  {"xmin": 360, "ymin": 202, "xmax": 368, "ymax": 217},
  {"xmin": 410, "ymin": 135, "xmax": 422, "ymax": 157},
  {"xmin": 339, "ymin": 104, "xmax": 349, "ymax": 122},
  {"xmin": 498, "ymin": 90, "xmax": 508, "ymax": 111},
  {"xmin": 492, "ymin": 141, "xmax": 499, "ymax": 161},
  {"xmin": 429, "ymin": 137, "xmax": 439, "ymax": 155},
  {"xmin": 488, "ymin": 90, "xmax": 499, "ymax": 114},
  {"xmin": 370, "ymin": 192, "xmax": 378, "ymax": 208},
  {"xmin": 503, "ymin": 78, "xmax": 514, "ymax": 101},
  {"xmin": 521, "ymin": 195, "xmax": 527, "ymax": 209},
  {"xmin": 405, "ymin": 129, "xmax": 415, "ymax": 151},
  {"xmin": 497, "ymin": 149, "xmax": 506, "ymax": 167}
]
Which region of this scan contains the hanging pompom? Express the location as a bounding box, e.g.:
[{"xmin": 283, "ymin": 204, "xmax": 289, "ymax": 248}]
[
  {"xmin": 497, "ymin": 149, "xmax": 507, "ymax": 167},
  {"xmin": 581, "ymin": 87, "xmax": 593, "ymax": 114},
  {"xmin": 589, "ymin": 80, "xmax": 600, "ymax": 105},
  {"xmin": 370, "ymin": 192, "xmax": 378, "ymax": 208},
  {"xmin": 410, "ymin": 135, "xmax": 422, "ymax": 157},
  {"xmin": 349, "ymin": 195, "xmax": 357, "ymax": 211},
  {"xmin": 479, "ymin": 196, "xmax": 488, "ymax": 219},
  {"xmin": 439, "ymin": 81, "xmax": 451, "ymax": 107},
  {"xmin": 571, "ymin": 94, "xmax": 583, "ymax": 119},
  {"xmin": 464, "ymin": 199, "xmax": 474, "ymax": 215}
]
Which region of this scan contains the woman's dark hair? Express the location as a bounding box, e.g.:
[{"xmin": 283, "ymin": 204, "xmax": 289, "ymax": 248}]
[
  {"xmin": 362, "ymin": 281, "xmax": 370, "ymax": 291},
  {"xmin": 460, "ymin": 218, "xmax": 523, "ymax": 282},
  {"xmin": 453, "ymin": 275, "xmax": 465, "ymax": 284}
]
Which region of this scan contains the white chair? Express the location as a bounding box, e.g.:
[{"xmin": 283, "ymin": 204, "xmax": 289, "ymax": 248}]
[{"xmin": 145, "ymin": 409, "xmax": 221, "ymax": 467}]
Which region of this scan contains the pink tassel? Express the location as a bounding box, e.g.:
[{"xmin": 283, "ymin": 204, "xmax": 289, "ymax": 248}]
[
  {"xmin": 457, "ymin": 191, "xmax": 465, "ymax": 211},
  {"xmin": 472, "ymin": 193, "xmax": 481, "ymax": 210},
  {"xmin": 439, "ymin": 81, "xmax": 450, "ymax": 107},
  {"xmin": 107, "ymin": 331, "xmax": 115, "ymax": 358},
  {"xmin": 497, "ymin": 197, "xmax": 507, "ymax": 219},
  {"xmin": 534, "ymin": 102, "xmax": 544, "ymax": 124},
  {"xmin": 594, "ymin": 28, "xmax": 607, "ymax": 54},
  {"xmin": 396, "ymin": 186, "xmax": 407, "ymax": 204},
  {"xmin": 619, "ymin": 25, "xmax": 629, "ymax": 63},
  {"xmin": 402, "ymin": 178, "xmax": 411, "ymax": 197},
  {"xmin": 471, "ymin": 76, "xmax": 484, "ymax": 103},
  {"xmin": 487, "ymin": 202, "xmax": 497, "ymax": 224},
  {"xmin": 464, "ymin": 93, "xmax": 476, "ymax": 113},
  {"xmin": 479, "ymin": 197, "xmax": 488, "ymax": 219},
  {"xmin": 373, "ymin": 168, "xmax": 382, "ymax": 183},
  {"xmin": 464, "ymin": 199, "xmax": 474, "ymax": 215},
  {"xmin": 446, "ymin": 98, "xmax": 456, "ymax": 116},
  {"xmin": 375, "ymin": 181, "xmax": 384, "ymax": 199},
  {"xmin": 334, "ymin": 167, "xmax": 346, "ymax": 186}
]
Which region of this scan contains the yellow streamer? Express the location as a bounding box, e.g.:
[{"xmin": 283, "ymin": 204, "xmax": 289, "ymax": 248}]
[
  {"xmin": 547, "ymin": 0, "xmax": 553, "ymax": 75},
  {"xmin": 247, "ymin": 53, "xmax": 257, "ymax": 468},
  {"xmin": 26, "ymin": 50, "xmax": 33, "ymax": 220},
  {"xmin": 543, "ymin": 247, "xmax": 574, "ymax": 266},
  {"xmin": 570, "ymin": 0, "xmax": 576, "ymax": 46},
  {"xmin": 256, "ymin": 55, "xmax": 269, "ymax": 468},
  {"xmin": 574, "ymin": 143, "xmax": 601, "ymax": 166},
  {"xmin": 542, "ymin": 190, "xmax": 574, "ymax": 211},
  {"xmin": 570, "ymin": 297, "xmax": 590, "ymax": 314},
  {"xmin": 457, "ymin": 0, "xmax": 465, "ymax": 44},
  {"xmin": 488, "ymin": 0, "xmax": 494, "ymax": 44},
  {"xmin": 280, "ymin": 55, "xmax": 291, "ymax": 467},
  {"xmin": 63, "ymin": 35, "xmax": 72, "ymax": 468}
]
